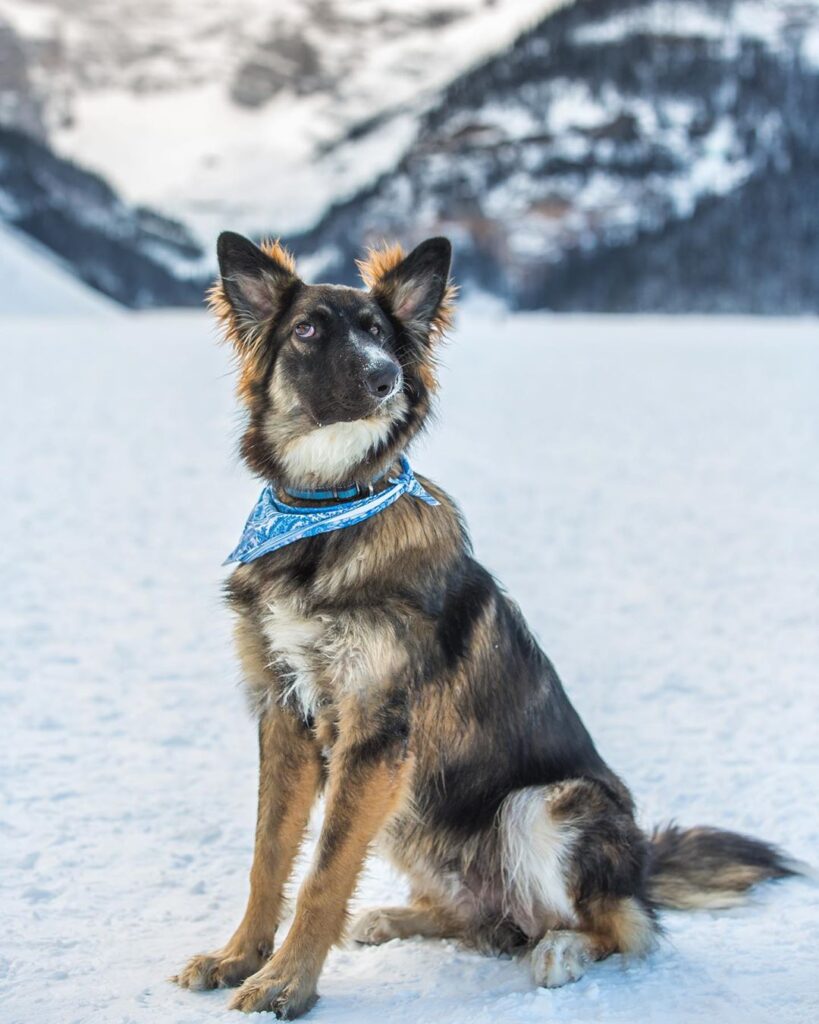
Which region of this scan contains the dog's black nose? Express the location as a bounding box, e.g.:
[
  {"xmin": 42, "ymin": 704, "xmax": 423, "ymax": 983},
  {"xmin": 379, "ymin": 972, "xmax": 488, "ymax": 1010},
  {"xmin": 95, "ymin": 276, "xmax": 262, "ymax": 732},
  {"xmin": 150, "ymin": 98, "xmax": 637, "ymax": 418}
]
[{"xmin": 366, "ymin": 361, "xmax": 400, "ymax": 399}]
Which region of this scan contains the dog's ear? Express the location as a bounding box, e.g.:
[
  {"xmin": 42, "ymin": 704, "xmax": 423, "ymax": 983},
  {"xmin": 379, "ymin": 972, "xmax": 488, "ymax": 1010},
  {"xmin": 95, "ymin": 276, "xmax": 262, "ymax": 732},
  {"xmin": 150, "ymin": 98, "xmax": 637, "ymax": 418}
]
[
  {"xmin": 360, "ymin": 237, "xmax": 455, "ymax": 342},
  {"xmin": 210, "ymin": 231, "xmax": 300, "ymax": 350}
]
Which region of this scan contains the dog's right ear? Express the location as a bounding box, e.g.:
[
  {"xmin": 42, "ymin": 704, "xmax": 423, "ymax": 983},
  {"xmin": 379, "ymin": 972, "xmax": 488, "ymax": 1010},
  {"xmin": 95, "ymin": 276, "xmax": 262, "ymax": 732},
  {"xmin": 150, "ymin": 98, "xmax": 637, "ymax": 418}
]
[{"xmin": 210, "ymin": 231, "xmax": 300, "ymax": 351}]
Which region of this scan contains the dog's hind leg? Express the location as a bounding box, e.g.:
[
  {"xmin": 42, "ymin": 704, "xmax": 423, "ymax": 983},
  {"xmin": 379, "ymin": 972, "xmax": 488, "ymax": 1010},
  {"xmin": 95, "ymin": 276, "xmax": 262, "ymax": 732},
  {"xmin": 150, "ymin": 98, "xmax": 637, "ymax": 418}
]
[
  {"xmin": 530, "ymin": 896, "xmax": 655, "ymax": 987},
  {"xmin": 174, "ymin": 701, "xmax": 322, "ymax": 990},
  {"xmin": 350, "ymin": 899, "xmax": 460, "ymax": 946},
  {"xmin": 530, "ymin": 929, "xmax": 595, "ymax": 987},
  {"xmin": 499, "ymin": 780, "xmax": 658, "ymax": 989}
]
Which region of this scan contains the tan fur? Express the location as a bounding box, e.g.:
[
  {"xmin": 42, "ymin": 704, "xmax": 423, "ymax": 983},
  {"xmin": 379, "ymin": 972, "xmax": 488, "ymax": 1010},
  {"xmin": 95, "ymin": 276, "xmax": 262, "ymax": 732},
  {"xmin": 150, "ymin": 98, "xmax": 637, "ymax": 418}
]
[
  {"xmin": 211, "ymin": 239, "xmax": 456, "ymax": 406},
  {"xmin": 181, "ymin": 485, "xmax": 654, "ymax": 1010},
  {"xmin": 646, "ymin": 824, "xmax": 796, "ymax": 910},
  {"xmin": 529, "ymin": 894, "xmax": 656, "ymax": 989},
  {"xmin": 315, "ymin": 476, "xmax": 461, "ymax": 595},
  {"xmin": 177, "ymin": 235, "xmax": 795, "ymax": 1017},
  {"xmin": 208, "ymin": 238, "xmax": 297, "ymax": 403},
  {"xmin": 354, "ymin": 243, "xmax": 405, "ymax": 290},
  {"xmin": 236, "ymin": 570, "xmax": 427, "ymax": 720},
  {"xmin": 586, "ymin": 896, "xmax": 657, "ymax": 957},
  {"xmin": 173, "ymin": 706, "xmax": 322, "ymax": 991},
  {"xmin": 357, "ymin": 242, "xmax": 457, "ymax": 393},
  {"xmin": 350, "ymin": 902, "xmax": 461, "ymax": 945},
  {"xmin": 229, "ymin": 754, "xmax": 414, "ymax": 1014},
  {"xmin": 321, "ymin": 611, "xmax": 409, "ymax": 694},
  {"xmin": 356, "ymin": 244, "xmax": 458, "ymax": 339},
  {"xmin": 650, "ymin": 867, "xmax": 762, "ymax": 910},
  {"xmin": 379, "ymin": 834, "xmax": 489, "ymax": 937}
]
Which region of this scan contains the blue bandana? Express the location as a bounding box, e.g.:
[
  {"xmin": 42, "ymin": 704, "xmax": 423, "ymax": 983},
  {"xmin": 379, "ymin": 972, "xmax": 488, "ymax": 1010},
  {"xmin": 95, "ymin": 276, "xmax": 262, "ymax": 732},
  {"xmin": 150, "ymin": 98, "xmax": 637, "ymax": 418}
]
[{"xmin": 225, "ymin": 455, "xmax": 439, "ymax": 565}]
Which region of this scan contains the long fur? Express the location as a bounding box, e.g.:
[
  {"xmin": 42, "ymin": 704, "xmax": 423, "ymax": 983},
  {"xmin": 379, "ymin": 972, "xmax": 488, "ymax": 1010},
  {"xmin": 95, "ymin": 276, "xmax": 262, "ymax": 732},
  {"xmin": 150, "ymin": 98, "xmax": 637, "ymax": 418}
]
[
  {"xmin": 358, "ymin": 242, "xmax": 457, "ymax": 393},
  {"xmin": 499, "ymin": 787, "xmax": 578, "ymax": 934},
  {"xmin": 208, "ymin": 238, "xmax": 298, "ymax": 403},
  {"xmin": 648, "ymin": 824, "xmax": 800, "ymax": 910},
  {"xmin": 174, "ymin": 233, "xmax": 802, "ymax": 1019}
]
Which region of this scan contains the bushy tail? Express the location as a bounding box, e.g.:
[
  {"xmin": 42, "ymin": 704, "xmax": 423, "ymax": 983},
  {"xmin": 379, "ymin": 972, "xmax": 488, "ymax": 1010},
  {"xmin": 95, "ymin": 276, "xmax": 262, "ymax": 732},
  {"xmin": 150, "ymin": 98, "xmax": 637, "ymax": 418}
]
[{"xmin": 648, "ymin": 824, "xmax": 802, "ymax": 910}]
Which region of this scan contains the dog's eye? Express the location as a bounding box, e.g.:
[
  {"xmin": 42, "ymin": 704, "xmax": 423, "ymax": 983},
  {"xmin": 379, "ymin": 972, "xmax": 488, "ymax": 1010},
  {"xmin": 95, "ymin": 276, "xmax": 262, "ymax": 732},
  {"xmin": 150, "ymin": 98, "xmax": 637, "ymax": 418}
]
[
  {"xmin": 294, "ymin": 322, "xmax": 315, "ymax": 339},
  {"xmin": 368, "ymin": 323, "xmax": 381, "ymax": 337}
]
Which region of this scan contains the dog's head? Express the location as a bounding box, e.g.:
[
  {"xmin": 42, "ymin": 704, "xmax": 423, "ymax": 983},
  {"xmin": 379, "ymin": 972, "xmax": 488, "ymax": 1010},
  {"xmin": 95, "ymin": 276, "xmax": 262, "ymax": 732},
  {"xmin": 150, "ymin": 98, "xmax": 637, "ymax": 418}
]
[{"xmin": 211, "ymin": 232, "xmax": 455, "ymax": 487}]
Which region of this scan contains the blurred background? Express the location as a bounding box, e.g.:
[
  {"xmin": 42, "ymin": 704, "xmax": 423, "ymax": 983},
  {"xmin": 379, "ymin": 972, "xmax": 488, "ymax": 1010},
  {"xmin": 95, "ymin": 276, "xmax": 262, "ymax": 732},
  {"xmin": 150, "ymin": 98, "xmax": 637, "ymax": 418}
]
[{"xmin": 1, "ymin": 0, "xmax": 818, "ymax": 313}]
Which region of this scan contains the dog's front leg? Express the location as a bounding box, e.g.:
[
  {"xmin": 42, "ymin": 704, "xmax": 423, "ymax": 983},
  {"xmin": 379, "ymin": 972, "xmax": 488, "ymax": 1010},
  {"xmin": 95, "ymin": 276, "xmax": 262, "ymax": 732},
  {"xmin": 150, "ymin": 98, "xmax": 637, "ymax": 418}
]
[
  {"xmin": 175, "ymin": 706, "xmax": 322, "ymax": 990},
  {"xmin": 230, "ymin": 703, "xmax": 411, "ymax": 1017}
]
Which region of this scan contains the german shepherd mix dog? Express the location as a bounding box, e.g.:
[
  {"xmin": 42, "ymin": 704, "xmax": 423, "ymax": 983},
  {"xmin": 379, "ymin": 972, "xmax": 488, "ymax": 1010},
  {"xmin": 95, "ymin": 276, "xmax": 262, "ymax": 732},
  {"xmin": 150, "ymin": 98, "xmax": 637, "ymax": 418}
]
[{"xmin": 174, "ymin": 233, "xmax": 798, "ymax": 1017}]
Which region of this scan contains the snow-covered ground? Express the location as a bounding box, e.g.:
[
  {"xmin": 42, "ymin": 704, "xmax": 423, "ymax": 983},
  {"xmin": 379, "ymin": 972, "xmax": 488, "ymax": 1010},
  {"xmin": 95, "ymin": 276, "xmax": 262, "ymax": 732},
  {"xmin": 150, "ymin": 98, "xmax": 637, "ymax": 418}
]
[
  {"xmin": 0, "ymin": 226, "xmax": 118, "ymax": 316},
  {"xmin": 1, "ymin": 309, "xmax": 817, "ymax": 1024}
]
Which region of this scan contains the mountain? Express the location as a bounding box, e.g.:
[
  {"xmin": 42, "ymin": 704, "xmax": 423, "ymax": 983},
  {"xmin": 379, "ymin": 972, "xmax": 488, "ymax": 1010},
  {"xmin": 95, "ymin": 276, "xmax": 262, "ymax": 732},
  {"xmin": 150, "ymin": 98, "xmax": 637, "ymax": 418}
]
[
  {"xmin": 287, "ymin": 0, "xmax": 819, "ymax": 312},
  {"xmin": 2, "ymin": 0, "xmax": 818, "ymax": 312},
  {"xmin": 0, "ymin": 221, "xmax": 116, "ymax": 314},
  {"xmin": 0, "ymin": 0, "xmax": 556, "ymax": 246},
  {"xmin": 0, "ymin": 126, "xmax": 205, "ymax": 307}
]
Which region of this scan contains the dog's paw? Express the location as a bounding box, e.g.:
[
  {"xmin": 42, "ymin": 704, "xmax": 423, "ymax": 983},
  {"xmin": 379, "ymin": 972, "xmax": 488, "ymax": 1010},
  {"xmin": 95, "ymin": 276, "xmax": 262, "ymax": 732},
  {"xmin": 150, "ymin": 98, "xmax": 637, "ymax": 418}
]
[
  {"xmin": 530, "ymin": 930, "xmax": 591, "ymax": 989},
  {"xmin": 229, "ymin": 952, "xmax": 319, "ymax": 1018},
  {"xmin": 349, "ymin": 907, "xmax": 405, "ymax": 945},
  {"xmin": 172, "ymin": 941, "xmax": 272, "ymax": 991}
]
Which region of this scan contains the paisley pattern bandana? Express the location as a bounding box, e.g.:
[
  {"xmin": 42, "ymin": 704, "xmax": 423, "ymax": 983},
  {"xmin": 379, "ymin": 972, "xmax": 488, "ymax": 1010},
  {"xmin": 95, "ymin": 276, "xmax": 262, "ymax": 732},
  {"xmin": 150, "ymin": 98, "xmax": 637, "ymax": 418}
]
[{"xmin": 225, "ymin": 455, "xmax": 439, "ymax": 565}]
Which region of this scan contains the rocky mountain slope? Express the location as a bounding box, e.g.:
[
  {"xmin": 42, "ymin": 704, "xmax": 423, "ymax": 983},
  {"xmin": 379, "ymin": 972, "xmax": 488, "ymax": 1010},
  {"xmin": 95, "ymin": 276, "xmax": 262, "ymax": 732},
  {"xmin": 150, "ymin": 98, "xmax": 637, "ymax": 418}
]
[
  {"xmin": 2, "ymin": 0, "xmax": 817, "ymax": 311},
  {"xmin": 289, "ymin": 0, "xmax": 819, "ymax": 312},
  {"xmin": 0, "ymin": 0, "xmax": 551, "ymax": 244},
  {"xmin": 0, "ymin": 126, "xmax": 204, "ymax": 307}
]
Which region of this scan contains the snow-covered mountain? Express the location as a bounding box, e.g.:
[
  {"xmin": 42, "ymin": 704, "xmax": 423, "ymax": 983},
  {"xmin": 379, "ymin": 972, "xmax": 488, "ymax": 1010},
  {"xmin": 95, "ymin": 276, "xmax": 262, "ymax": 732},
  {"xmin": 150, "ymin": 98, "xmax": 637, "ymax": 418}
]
[
  {"xmin": 289, "ymin": 0, "xmax": 819, "ymax": 312},
  {"xmin": 0, "ymin": 125, "xmax": 205, "ymax": 307},
  {"xmin": 0, "ymin": 0, "xmax": 554, "ymax": 245},
  {"xmin": 1, "ymin": 0, "xmax": 818, "ymax": 311}
]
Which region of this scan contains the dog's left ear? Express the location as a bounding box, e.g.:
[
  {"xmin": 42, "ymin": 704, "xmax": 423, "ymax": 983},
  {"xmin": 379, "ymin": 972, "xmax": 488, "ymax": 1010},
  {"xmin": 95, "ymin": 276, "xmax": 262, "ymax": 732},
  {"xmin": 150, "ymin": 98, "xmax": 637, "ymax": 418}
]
[
  {"xmin": 210, "ymin": 231, "xmax": 301, "ymax": 351},
  {"xmin": 361, "ymin": 237, "xmax": 455, "ymax": 342}
]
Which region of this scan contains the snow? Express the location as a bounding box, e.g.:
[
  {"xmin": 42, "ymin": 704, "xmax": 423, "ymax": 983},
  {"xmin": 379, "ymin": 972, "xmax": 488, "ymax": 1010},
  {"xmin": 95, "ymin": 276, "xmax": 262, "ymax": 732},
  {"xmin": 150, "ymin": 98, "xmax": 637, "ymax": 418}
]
[
  {"xmin": 2, "ymin": 308, "xmax": 818, "ymax": 1024},
  {"xmin": 572, "ymin": 0, "xmax": 819, "ymax": 55},
  {"xmin": 573, "ymin": 2, "xmax": 733, "ymax": 45},
  {"xmin": 432, "ymin": 71, "xmax": 777, "ymax": 264},
  {"xmin": 0, "ymin": 0, "xmax": 57, "ymax": 38},
  {"xmin": 0, "ymin": 224, "xmax": 119, "ymax": 315}
]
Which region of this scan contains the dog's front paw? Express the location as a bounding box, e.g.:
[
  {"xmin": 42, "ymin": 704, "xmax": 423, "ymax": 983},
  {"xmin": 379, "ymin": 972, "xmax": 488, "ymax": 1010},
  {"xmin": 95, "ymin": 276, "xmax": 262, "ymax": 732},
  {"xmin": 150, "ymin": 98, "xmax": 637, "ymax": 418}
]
[
  {"xmin": 229, "ymin": 951, "xmax": 319, "ymax": 1018},
  {"xmin": 173, "ymin": 939, "xmax": 273, "ymax": 991}
]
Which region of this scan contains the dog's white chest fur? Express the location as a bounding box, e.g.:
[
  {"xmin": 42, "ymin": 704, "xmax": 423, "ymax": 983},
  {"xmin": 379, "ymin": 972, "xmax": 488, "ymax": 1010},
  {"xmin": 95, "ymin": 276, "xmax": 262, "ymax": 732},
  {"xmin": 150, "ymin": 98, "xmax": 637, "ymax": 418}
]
[
  {"xmin": 259, "ymin": 594, "xmax": 407, "ymax": 720},
  {"xmin": 262, "ymin": 598, "xmax": 324, "ymax": 720}
]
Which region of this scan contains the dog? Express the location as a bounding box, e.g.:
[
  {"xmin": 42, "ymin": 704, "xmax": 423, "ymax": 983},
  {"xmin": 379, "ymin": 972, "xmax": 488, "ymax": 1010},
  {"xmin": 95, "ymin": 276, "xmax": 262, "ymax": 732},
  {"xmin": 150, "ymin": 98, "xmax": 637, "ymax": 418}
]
[{"xmin": 173, "ymin": 232, "xmax": 799, "ymax": 1017}]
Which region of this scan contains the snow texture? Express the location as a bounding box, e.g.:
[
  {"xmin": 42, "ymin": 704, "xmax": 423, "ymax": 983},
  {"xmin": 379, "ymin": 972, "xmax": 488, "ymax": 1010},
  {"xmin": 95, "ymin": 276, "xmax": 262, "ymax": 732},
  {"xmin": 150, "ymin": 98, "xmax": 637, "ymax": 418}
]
[
  {"xmin": 0, "ymin": 224, "xmax": 117, "ymax": 315},
  {"xmin": 1, "ymin": 308, "xmax": 817, "ymax": 1024}
]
